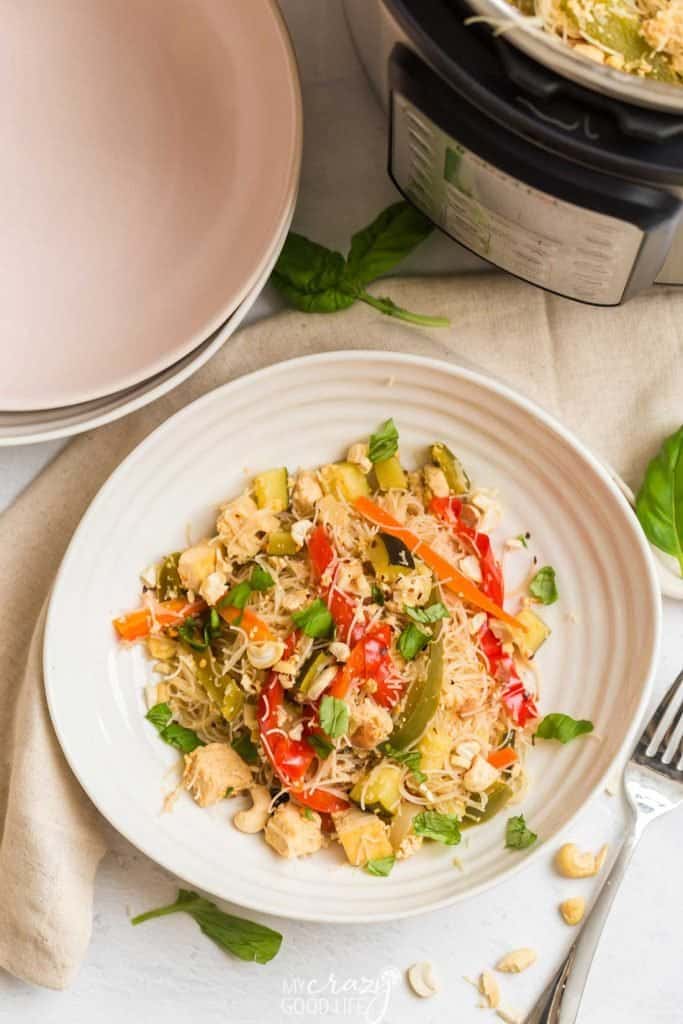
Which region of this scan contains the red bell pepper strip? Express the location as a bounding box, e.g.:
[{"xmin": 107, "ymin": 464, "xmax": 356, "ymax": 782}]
[
  {"xmin": 327, "ymin": 623, "xmax": 401, "ymax": 707},
  {"xmin": 290, "ymin": 788, "xmax": 349, "ymax": 813},
  {"xmin": 307, "ymin": 525, "xmax": 365, "ymax": 645},
  {"xmin": 257, "ymin": 676, "xmax": 316, "ymax": 783},
  {"xmin": 429, "ymin": 496, "xmax": 504, "ymax": 606},
  {"xmin": 479, "ymin": 627, "xmax": 539, "ymax": 727}
]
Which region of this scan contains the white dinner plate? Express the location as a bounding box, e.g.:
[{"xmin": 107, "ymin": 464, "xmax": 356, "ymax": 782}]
[
  {"xmin": 44, "ymin": 353, "xmax": 661, "ymax": 922},
  {"xmin": 0, "ymin": 0, "xmax": 300, "ymax": 410},
  {"xmin": 0, "ymin": 197, "xmax": 295, "ymax": 446}
]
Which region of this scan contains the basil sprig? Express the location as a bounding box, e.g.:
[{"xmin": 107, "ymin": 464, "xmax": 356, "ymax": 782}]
[
  {"xmin": 131, "ymin": 889, "xmax": 282, "ymax": 964},
  {"xmin": 146, "ymin": 703, "xmax": 204, "ymax": 753},
  {"xmin": 529, "ymin": 565, "xmax": 559, "ymax": 605},
  {"xmin": 292, "ymin": 598, "xmax": 334, "ymax": 639},
  {"xmin": 536, "ymin": 713, "xmax": 594, "ymax": 744},
  {"xmin": 636, "ymin": 424, "xmax": 683, "ymax": 575},
  {"xmin": 398, "ymin": 623, "xmax": 430, "ymax": 661},
  {"xmin": 271, "ymin": 202, "xmax": 449, "ymax": 328},
  {"xmin": 319, "ymin": 695, "xmax": 349, "ymax": 740},
  {"xmin": 505, "ymin": 814, "xmax": 537, "ymax": 850}
]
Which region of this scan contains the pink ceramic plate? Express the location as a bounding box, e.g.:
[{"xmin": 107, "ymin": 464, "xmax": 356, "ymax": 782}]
[{"xmin": 0, "ymin": 0, "xmax": 301, "ymax": 410}]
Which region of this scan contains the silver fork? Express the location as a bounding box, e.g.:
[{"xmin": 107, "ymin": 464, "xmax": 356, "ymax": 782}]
[{"xmin": 529, "ymin": 668, "xmax": 683, "ymax": 1024}]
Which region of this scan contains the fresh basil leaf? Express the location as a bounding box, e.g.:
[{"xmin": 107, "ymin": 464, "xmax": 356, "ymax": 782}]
[
  {"xmin": 249, "ymin": 565, "xmax": 274, "ymax": 592},
  {"xmin": 346, "ymin": 201, "xmax": 434, "ymax": 286},
  {"xmin": 371, "ymin": 583, "xmax": 385, "ymax": 606},
  {"xmin": 535, "ymin": 713, "xmax": 594, "ymax": 744},
  {"xmin": 307, "ymin": 732, "xmax": 334, "ymax": 760},
  {"xmin": 131, "ymin": 889, "xmax": 282, "ymax": 964},
  {"xmin": 271, "ymin": 234, "xmax": 355, "ymax": 314},
  {"xmin": 146, "ymin": 703, "xmax": 204, "ymax": 753},
  {"xmin": 365, "ymin": 856, "xmax": 395, "ymax": 877},
  {"xmin": 146, "ymin": 702, "xmax": 173, "ymax": 731},
  {"xmin": 319, "ymin": 695, "xmax": 349, "ymax": 740},
  {"xmin": 636, "ymin": 425, "xmax": 683, "ymax": 575},
  {"xmin": 405, "ymin": 601, "xmax": 450, "ymax": 625},
  {"xmin": 529, "ymin": 565, "xmax": 558, "ymax": 605},
  {"xmin": 368, "ymin": 418, "xmax": 399, "ymax": 464},
  {"xmin": 398, "ymin": 622, "xmax": 430, "ymax": 661},
  {"xmin": 358, "ymin": 291, "xmax": 449, "ymax": 328},
  {"xmin": 232, "ymin": 731, "xmax": 259, "ymax": 765},
  {"xmin": 381, "ymin": 744, "xmax": 426, "ymax": 784},
  {"xmin": 159, "ymin": 722, "xmax": 204, "ymax": 754},
  {"xmin": 505, "ymin": 814, "xmax": 538, "ymax": 850},
  {"xmin": 413, "ymin": 811, "xmax": 461, "ymax": 846},
  {"xmin": 292, "ymin": 598, "xmax": 334, "ymax": 639}
]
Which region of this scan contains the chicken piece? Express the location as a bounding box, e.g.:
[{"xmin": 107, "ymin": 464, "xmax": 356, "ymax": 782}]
[
  {"xmin": 642, "ymin": 2, "xmax": 683, "ymax": 59},
  {"xmin": 292, "ymin": 470, "xmax": 323, "ymax": 516},
  {"xmin": 199, "ymin": 570, "xmax": 228, "ymax": 606},
  {"xmin": 182, "ymin": 743, "xmax": 252, "ymax": 808},
  {"xmin": 178, "ymin": 543, "xmax": 216, "ymax": 593},
  {"xmin": 333, "ymin": 807, "xmax": 393, "ymax": 866},
  {"xmin": 348, "ymin": 696, "xmax": 393, "ymax": 749},
  {"xmin": 336, "ymin": 559, "xmax": 372, "ymax": 598},
  {"xmin": 391, "ymin": 569, "xmax": 432, "ymax": 608},
  {"xmin": 423, "ymin": 464, "xmax": 449, "ymax": 498},
  {"xmin": 463, "ymin": 754, "xmax": 499, "ymax": 794},
  {"xmin": 264, "ymin": 802, "xmax": 323, "ymax": 858},
  {"xmin": 215, "ymin": 493, "xmax": 279, "ymax": 561},
  {"xmin": 346, "ymin": 442, "xmax": 372, "ymax": 474}
]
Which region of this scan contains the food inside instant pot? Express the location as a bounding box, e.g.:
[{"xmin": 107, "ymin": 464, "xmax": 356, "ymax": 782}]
[{"xmin": 508, "ymin": 0, "xmax": 683, "ymax": 81}]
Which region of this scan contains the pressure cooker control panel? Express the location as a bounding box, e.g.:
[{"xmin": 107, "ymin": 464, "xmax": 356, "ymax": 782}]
[{"xmin": 389, "ymin": 46, "xmax": 681, "ymax": 306}]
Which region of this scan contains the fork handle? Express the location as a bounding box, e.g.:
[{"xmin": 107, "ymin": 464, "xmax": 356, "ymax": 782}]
[{"xmin": 528, "ymin": 827, "xmax": 641, "ymax": 1024}]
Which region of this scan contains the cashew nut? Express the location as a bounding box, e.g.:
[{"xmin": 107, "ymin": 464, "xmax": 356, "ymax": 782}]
[
  {"xmin": 407, "ymin": 961, "xmax": 439, "ymax": 998},
  {"xmin": 554, "ymin": 842, "xmax": 608, "ymax": 879},
  {"xmin": 346, "ymin": 442, "xmax": 372, "ymax": 474},
  {"xmin": 478, "ymin": 970, "xmax": 500, "ymax": 1009},
  {"xmin": 233, "ymin": 785, "xmax": 271, "ymax": 834},
  {"xmin": 329, "ymin": 641, "xmax": 350, "ymax": 662},
  {"xmin": 496, "ymin": 948, "xmax": 537, "ymax": 974},
  {"xmin": 247, "ymin": 639, "xmax": 286, "ymax": 670},
  {"xmin": 291, "ymin": 519, "xmax": 314, "ymax": 548},
  {"xmin": 559, "ymin": 896, "xmax": 586, "ymax": 926}
]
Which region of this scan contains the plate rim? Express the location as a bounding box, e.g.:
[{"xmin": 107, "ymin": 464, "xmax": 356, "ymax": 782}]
[
  {"xmin": 1, "ymin": 0, "xmax": 302, "ymax": 412},
  {"xmin": 43, "ymin": 350, "xmax": 662, "ymax": 922}
]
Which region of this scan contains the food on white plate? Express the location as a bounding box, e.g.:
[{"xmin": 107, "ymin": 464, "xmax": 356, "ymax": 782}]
[
  {"xmin": 113, "ymin": 419, "xmax": 588, "ymax": 870},
  {"xmin": 508, "ymin": 0, "xmax": 683, "ymax": 82}
]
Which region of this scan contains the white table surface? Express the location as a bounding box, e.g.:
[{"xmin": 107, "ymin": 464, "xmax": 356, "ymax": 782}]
[{"xmin": 1, "ymin": 3, "xmax": 681, "ymax": 1022}]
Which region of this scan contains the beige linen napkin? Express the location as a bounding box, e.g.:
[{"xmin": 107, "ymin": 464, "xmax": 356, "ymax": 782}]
[{"xmin": 1, "ymin": 273, "xmax": 681, "ymax": 989}]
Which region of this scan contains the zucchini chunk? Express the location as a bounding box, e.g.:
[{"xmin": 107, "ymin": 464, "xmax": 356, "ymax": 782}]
[
  {"xmin": 253, "ymin": 467, "xmax": 289, "ymax": 513},
  {"xmin": 431, "ymin": 443, "xmax": 470, "ymax": 495},
  {"xmin": 350, "ymin": 763, "xmax": 402, "ymax": 816},
  {"xmin": 374, "ymin": 455, "xmax": 408, "ymax": 491},
  {"xmin": 368, "ymin": 531, "xmax": 415, "ymax": 580},
  {"xmin": 298, "ymin": 651, "xmax": 335, "ymax": 697},
  {"xmin": 319, "ymin": 461, "xmax": 370, "ymax": 502},
  {"xmin": 266, "ymin": 530, "xmax": 298, "ymax": 556}
]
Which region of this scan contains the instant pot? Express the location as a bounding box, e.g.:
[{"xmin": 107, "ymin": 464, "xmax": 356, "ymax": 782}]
[{"xmin": 344, "ymin": 0, "xmax": 683, "ymax": 305}]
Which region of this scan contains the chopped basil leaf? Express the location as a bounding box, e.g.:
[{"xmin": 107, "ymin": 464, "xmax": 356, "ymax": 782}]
[
  {"xmin": 222, "ymin": 580, "xmax": 252, "ymax": 611},
  {"xmin": 232, "ymin": 730, "xmax": 260, "ymax": 765},
  {"xmin": 365, "ymin": 856, "xmax": 395, "ymax": 877},
  {"xmin": 319, "ymin": 695, "xmax": 350, "ymax": 740},
  {"xmin": 381, "ymin": 744, "xmax": 427, "ymax": 784},
  {"xmin": 145, "ymin": 703, "xmax": 204, "ymax": 753},
  {"xmin": 371, "ymin": 584, "xmax": 385, "ymax": 606},
  {"xmin": 405, "ymin": 601, "xmax": 450, "ymax": 625},
  {"xmin": 517, "ymin": 534, "xmax": 529, "ymax": 548},
  {"xmin": 368, "ymin": 418, "xmax": 399, "ymax": 464},
  {"xmin": 131, "ymin": 889, "xmax": 282, "ymax": 964},
  {"xmin": 302, "ymin": 807, "xmax": 315, "ymax": 821},
  {"xmin": 505, "ymin": 814, "xmax": 538, "ymax": 850},
  {"xmin": 398, "ymin": 622, "xmax": 430, "ymax": 660},
  {"xmin": 535, "ymin": 713, "xmax": 594, "ymax": 744},
  {"xmin": 529, "ymin": 565, "xmax": 558, "ymax": 605},
  {"xmin": 413, "ymin": 811, "xmax": 461, "ymax": 846},
  {"xmin": 308, "ymin": 732, "xmax": 334, "ymax": 760},
  {"xmin": 249, "ymin": 565, "xmax": 275, "ymax": 592},
  {"xmin": 292, "ymin": 598, "xmax": 334, "ymax": 639},
  {"xmin": 146, "ymin": 702, "xmax": 173, "ymax": 731}
]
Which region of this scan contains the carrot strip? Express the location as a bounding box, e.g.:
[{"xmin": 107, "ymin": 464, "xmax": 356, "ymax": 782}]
[
  {"xmin": 353, "ymin": 496, "xmax": 523, "ymax": 629},
  {"xmin": 219, "ymin": 605, "xmax": 272, "ymax": 642},
  {"xmin": 487, "ymin": 746, "xmax": 518, "ymax": 770},
  {"xmin": 113, "ymin": 598, "xmax": 205, "ymax": 642}
]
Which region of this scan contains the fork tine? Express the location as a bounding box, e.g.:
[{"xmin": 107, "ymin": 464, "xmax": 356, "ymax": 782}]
[
  {"xmin": 637, "ymin": 669, "xmax": 683, "ymax": 760},
  {"xmin": 662, "ymin": 707, "xmax": 683, "ymax": 765}
]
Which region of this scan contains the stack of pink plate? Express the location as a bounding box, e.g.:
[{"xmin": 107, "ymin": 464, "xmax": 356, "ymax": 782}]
[{"xmin": 0, "ymin": 0, "xmax": 301, "ymax": 444}]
